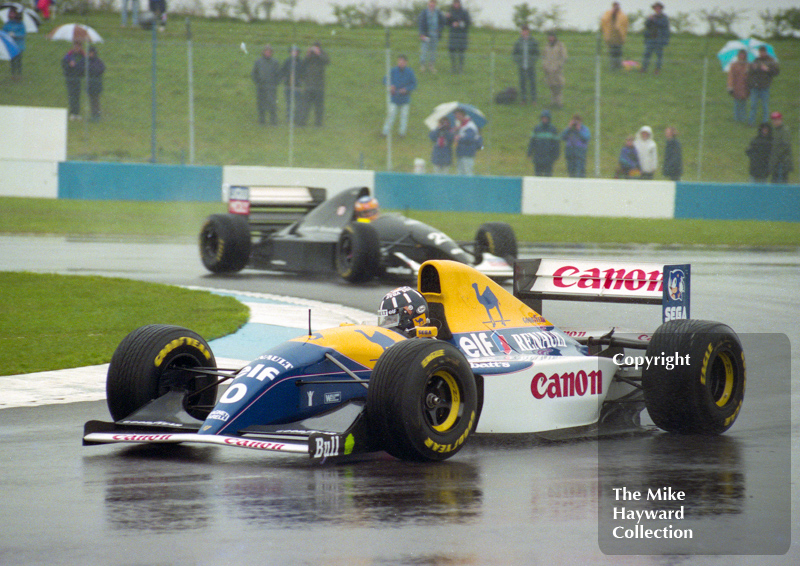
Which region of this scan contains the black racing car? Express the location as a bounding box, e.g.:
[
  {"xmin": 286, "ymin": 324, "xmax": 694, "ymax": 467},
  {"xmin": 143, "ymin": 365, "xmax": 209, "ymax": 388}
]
[{"xmin": 199, "ymin": 186, "xmax": 517, "ymax": 283}]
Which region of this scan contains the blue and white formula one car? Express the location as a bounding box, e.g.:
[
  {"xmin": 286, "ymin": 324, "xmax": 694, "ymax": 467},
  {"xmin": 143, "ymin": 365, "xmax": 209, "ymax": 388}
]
[{"xmin": 83, "ymin": 259, "xmax": 745, "ymax": 462}]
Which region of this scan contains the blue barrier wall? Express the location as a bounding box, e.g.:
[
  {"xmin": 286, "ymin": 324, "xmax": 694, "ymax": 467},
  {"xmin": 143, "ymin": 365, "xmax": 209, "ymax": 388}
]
[
  {"xmin": 375, "ymin": 172, "xmax": 522, "ymax": 213},
  {"xmin": 58, "ymin": 162, "xmax": 222, "ymax": 202},
  {"xmin": 674, "ymin": 182, "xmax": 800, "ymax": 222}
]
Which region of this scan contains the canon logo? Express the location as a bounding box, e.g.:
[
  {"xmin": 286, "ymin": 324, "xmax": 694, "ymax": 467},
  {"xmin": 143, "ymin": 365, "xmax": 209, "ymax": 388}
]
[
  {"xmin": 531, "ymin": 369, "xmax": 603, "ymax": 399},
  {"xmin": 224, "ymin": 438, "xmax": 285, "ymax": 451},
  {"xmin": 552, "ymin": 266, "xmax": 663, "ymax": 292}
]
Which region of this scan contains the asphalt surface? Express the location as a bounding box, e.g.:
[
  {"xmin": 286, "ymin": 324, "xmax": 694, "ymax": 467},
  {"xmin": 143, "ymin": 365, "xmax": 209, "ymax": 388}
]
[{"xmin": 0, "ymin": 235, "xmax": 797, "ymax": 565}]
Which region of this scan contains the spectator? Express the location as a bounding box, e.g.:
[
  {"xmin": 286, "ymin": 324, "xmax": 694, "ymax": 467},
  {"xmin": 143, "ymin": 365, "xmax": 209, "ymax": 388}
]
[
  {"xmin": 663, "ymin": 126, "xmax": 682, "ymax": 181},
  {"xmin": 251, "ymin": 45, "xmax": 281, "ymax": 125},
  {"xmin": 526, "ymin": 109, "xmax": 560, "ymax": 176},
  {"xmin": 429, "ymin": 117, "xmax": 455, "ymax": 174},
  {"xmin": 634, "ymin": 125, "xmax": 658, "ymax": 179},
  {"xmin": 280, "ymin": 45, "xmax": 305, "ymax": 124},
  {"xmin": 542, "ymin": 32, "xmax": 567, "ymax": 109},
  {"xmin": 745, "ymin": 122, "xmax": 772, "ymax": 183},
  {"xmin": 418, "ymin": 0, "xmax": 445, "ymax": 73},
  {"xmin": 747, "ymin": 46, "xmax": 779, "ymax": 126},
  {"xmin": 600, "ymin": 2, "xmax": 629, "ymax": 70},
  {"xmin": 61, "ymin": 41, "xmax": 85, "ymax": 120},
  {"xmin": 36, "ymin": 0, "xmax": 53, "ymax": 20},
  {"xmin": 641, "ymin": 2, "xmax": 669, "ymax": 74},
  {"xmin": 445, "ymin": 0, "xmax": 470, "ymax": 74},
  {"xmin": 768, "ymin": 111, "xmax": 792, "ymax": 183},
  {"xmin": 561, "ymin": 114, "xmax": 590, "ymax": 177},
  {"xmin": 87, "ymin": 46, "xmax": 105, "ymax": 122},
  {"xmin": 121, "ymin": 0, "xmax": 140, "ymax": 27},
  {"xmin": 300, "ymin": 42, "xmax": 329, "ymax": 127},
  {"xmin": 616, "ymin": 136, "xmax": 640, "ymax": 178},
  {"xmin": 382, "ymin": 55, "xmax": 417, "ymax": 138},
  {"xmin": 512, "ymin": 25, "xmax": 539, "ymax": 105},
  {"xmin": 453, "ymin": 108, "xmax": 482, "ymax": 176},
  {"xmin": 149, "ymin": 0, "xmax": 167, "ymax": 31},
  {"xmin": 726, "ymin": 49, "xmax": 749, "ymax": 124},
  {"xmin": 2, "ymin": 7, "xmax": 24, "ymax": 80}
]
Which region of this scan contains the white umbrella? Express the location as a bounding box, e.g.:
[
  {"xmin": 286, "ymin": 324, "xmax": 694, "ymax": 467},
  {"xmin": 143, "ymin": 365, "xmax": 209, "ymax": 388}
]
[
  {"xmin": 0, "ymin": 29, "xmax": 20, "ymax": 60},
  {"xmin": 47, "ymin": 23, "xmax": 103, "ymax": 44},
  {"xmin": 0, "ymin": 3, "xmax": 42, "ymax": 33},
  {"xmin": 424, "ymin": 101, "xmax": 487, "ymax": 131},
  {"xmin": 716, "ymin": 38, "xmax": 776, "ymax": 72}
]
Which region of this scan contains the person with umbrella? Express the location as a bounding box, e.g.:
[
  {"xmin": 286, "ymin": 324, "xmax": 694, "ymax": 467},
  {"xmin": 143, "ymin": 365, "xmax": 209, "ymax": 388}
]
[
  {"xmin": 2, "ymin": 6, "xmax": 24, "ymax": 79},
  {"xmin": 453, "ymin": 107, "xmax": 482, "ymax": 176},
  {"xmin": 747, "ymin": 46, "xmax": 779, "ymax": 126},
  {"xmin": 61, "ymin": 40, "xmax": 85, "ymax": 120},
  {"xmin": 726, "ymin": 49, "xmax": 749, "ymax": 124},
  {"xmin": 87, "ymin": 46, "xmax": 105, "ymax": 121}
]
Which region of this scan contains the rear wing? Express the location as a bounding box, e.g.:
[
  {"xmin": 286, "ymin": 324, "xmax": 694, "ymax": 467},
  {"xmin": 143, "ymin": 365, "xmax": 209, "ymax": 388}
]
[
  {"xmin": 513, "ymin": 259, "xmax": 690, "ymax": 324},
  {"xmin": 227, "ymin": 185, "xmax": 327, "ymax": 232}
]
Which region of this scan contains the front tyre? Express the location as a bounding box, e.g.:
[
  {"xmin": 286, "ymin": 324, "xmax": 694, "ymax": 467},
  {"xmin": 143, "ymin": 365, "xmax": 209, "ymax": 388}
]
[
  {"xmin": 474, "ymin": 222, "xmax": 517, "ymax": 264},
  {"xmin": 107, "ymin": 325, "xmax": 218, "ymax": 422},
  {"xmin": 368, "ymin": 339, "xmax": 477, "ymax": 461},
  {"xmin": 336, "ymin": 221, "xmax": 381, "ymax": 283},
  {"xmin": 642, "ymin": 319, "xmax": 745, "ymax": 434},
  {"xmin": 199, "ymin": 213, "xmax": 251, "ymax": 273}
]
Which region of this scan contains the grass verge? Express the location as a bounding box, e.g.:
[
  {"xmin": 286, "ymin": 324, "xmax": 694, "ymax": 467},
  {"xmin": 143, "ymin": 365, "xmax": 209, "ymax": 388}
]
[{"xmin": 0, "ymin": 272, "xmax": 249, "ymax": 376}]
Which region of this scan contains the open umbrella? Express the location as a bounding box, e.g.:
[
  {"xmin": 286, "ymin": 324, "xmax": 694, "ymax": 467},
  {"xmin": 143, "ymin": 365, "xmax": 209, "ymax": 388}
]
[
  {"xmin": 717, "ymin": 38, "xmax": 776, "ymax": 72},
  {"xmin": 0, "ymin": 29, "xmax": 20, "ymax": 60},
  {"xmin": 0, "ymin": 3, "xmax": 42, "ymax": 33},
  {"xmin": 424, "ymin": 101, "xmax": 487, "ymax": 131},
  {"xmin": 47, "ymin": 23, "xmax": 103, "ymax": 44}
]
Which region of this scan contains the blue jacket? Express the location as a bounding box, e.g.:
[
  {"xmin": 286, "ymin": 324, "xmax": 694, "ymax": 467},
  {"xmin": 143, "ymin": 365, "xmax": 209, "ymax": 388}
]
[
  {"xmin": 385, "ymin": 66, "xmax": 417, "ymax": 105},
  {"xmin": 418, "ymin": 8, "xmax": 445, "ymax": 39},
  {"xmin": 2, "ymin": 20, "xmax": 25, "ymax": 52},
  {"xmin": 561, "ymin": 123, "xmax": 591, "ymax": 155},
  {"xmin": 429, "ymin": 127, "xmax": 454, "ymax": 166},
  {"xmin": 618, "ymin": 145, "xmax": 640, "ymax": 171},
  {"xmin": 644, "ymin": 14, "xmax": 670, "ymax": 46},
  {"xmin": 455, "ymin": 119, "xmax": 482, "ymax": 158}
]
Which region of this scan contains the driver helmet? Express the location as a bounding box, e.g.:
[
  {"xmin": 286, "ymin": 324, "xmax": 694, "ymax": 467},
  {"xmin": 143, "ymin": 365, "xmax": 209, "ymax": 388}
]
[
  {"xmin": 355, "ymin": 195, "xmax": 380, "ymax": 221},
  {"xmin": 378, "ymin": 286, "xmax": 429, "ymax": 333}
]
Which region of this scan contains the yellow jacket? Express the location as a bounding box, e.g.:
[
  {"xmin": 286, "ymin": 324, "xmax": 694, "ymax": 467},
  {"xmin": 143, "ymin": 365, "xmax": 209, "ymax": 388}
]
[{"xmin": 601, "ymin": 8, "xmax": 629, "ymax": 46}]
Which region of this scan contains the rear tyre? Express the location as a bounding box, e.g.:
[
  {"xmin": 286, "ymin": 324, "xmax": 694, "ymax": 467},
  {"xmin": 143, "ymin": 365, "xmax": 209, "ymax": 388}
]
[
  {"xmin": 199, "ymin": 213, "xmax": 251, "ymax": 273},
  {"xmin": 642, "ymin": 319, "xmax": 745, "ymax": 434},
  {"xmin": 107, "ymin": 325, "xmax": 218, "ymax": 422},
  {"xmin": 474, "ymin": 222, "xmax": 517, "ymax": 264},
  {"xmin": 336, "ymin": 221, "xmax": 381, "ymax": 283},
  {"xmin": 368, "ymin": 339, "xmax": 477, "ymax": 461}
]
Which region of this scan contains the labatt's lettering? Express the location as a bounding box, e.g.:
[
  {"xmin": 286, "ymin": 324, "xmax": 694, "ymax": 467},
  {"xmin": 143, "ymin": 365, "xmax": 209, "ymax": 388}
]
[
  {"xmin": 531, "ymin": 369, "xmax": 603, "ymax": 399},
  {"xmin": 553, "ymin": 265, "xmax": 662, "ymax": 292}
]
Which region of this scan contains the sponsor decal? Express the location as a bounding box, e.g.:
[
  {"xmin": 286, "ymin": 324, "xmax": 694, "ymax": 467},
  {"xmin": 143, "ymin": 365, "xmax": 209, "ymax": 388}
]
[
  {"xmin": 667, "ymin": 269, "xmax": 685, "ymax": 301},
  {"xmin": 256, "ymin": 354, "xmax": 294, "ymax": 370},
  {"xmin": 120, "ymin": 420, "xmax": 185, "ymax": 428},
  {"xmin": 510, "ymin": 330, "xmax": 567, "ymax": 352},
  {"xmin": 113, "ymin": 434, "xmax": 173, "ymax": 442},
  {"xmin": 459, "ymin": 330, "xmax": 567, "ymax": 358},
  {"xmin": 662, "ymin": 264, "xmax": 690, "ymax": 323},
  {"xmin": 530, "ymin": 370, "xmax": 603, "ymax": 399},
  {"xmin": 228, "ymin": 199, "xmax": 249, "ymax": 215},
  {"xmin": 206, "ymin": 410, "xmax": 230, "ymax": 422},
  {"xmin": 491, "ymin": 331, "xmax": 512, "ymax": 354},
  {"xmin": 421, "ymin": 349, "xmax": 444, "ymax": 368},
  {"xmin": 154, "ymin": 337, "xmax": 211, "ymax": 367},
  {"xmin": 423, "ymin": 411, "xmax": 476, "ymax": 454},
  {"xmin": 472, "ymin": 284, "xmax": 508, "ymax": 327},
  {"xmin": 312, "ymin": 434, "xmax": 341, "ymax": 458},
  {"xmin": 551, "ymin": 265, "xmax": 662, "ymax": 292},
  {"xmin": 324, "ymin": 392, "xmax": 342, "ymax": 404},
  {"xmin": 224, "ymin": 438, "xmax": 286, "ymax": 451},
  {"xmin": 470, "ymin": 361, "xmax": 512, "ymax": 369}
]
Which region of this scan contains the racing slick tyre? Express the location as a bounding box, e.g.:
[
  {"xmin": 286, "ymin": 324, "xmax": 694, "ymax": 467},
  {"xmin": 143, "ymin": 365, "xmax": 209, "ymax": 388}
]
[
  {"xmin": 107, "ymin": 325, "xmax": 218, "ymax": 422},
  {"xmin": 642, "ymin": 319, "xmax": 745, "ymax": 435},
  {"xmin": 336, "ymin": 221, "xmax": 381, "ymax": 283},
  {"xmin": 199, "ymin": 213, "xmax": 251, "ymax": 273},
  {"xmin": 474, "ymin": 222, "xmax": 517, "ymax": 264},
  {"xmin": 367, "ymin": 339, "xmax": 478, "ymax": 461}
]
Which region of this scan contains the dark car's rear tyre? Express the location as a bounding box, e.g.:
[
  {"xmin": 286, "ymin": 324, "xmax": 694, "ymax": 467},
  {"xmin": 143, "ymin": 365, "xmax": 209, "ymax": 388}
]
[
  {"xmin": 336, "ymin": 221, "xmax": 381, "ymax": 283},
  {"xmin": 368, "ymin": 339, "xmax": 477, "ymax": 461},
  {"xmin": 107, "ymin": 325, "xmax": 218, "ymax": 422},
  {"xmin": 199, "ymin": 213, "xmax": 251, "ymax": 273},
  {"xmin": 642, "ymin": 319, "xmax": 745, "ymax": 435},
  {"xmin": 474, "ymin": 222, "xmax": 517, "ymax": 264}
]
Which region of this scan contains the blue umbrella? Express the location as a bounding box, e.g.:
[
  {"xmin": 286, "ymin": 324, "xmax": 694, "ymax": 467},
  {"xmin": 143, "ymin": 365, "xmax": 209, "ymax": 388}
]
[
  {"xmin": 0, "ymin": 30, "xmax": 20, "ymax": 60},
  {"xmin": 717, "ymin": 38, "xmax": 777, "ymax": 72},
  {"xmin": 424, "ymin": 101, "xmax": 487, "ymax": 130}
]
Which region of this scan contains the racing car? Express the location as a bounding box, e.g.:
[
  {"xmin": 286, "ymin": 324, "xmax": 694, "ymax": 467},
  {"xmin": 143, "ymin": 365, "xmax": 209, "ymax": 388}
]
[
  {"xmin": 84, "ymin": 258, "xmax": 746, "ymax": 462},
  {"xmin": 198, "ymin": 185, "xmax": 517, "ymax": 282}
]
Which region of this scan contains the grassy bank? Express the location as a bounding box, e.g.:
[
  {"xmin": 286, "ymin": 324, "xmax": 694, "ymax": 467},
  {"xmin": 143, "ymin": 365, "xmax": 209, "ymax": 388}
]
[
  {"xmin": 1, "ymin": 197, "xmax": 798, "ymax": 246},
  {"xmin": 1, "ymin": 12, "xmax": 798, "ymax": 182}
]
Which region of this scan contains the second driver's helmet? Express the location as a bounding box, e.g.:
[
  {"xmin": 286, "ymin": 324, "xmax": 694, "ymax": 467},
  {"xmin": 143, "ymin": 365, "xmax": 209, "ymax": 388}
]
[
  {"xmin": 354, "ymin": 195, "xmax": 380, "ymax": 220},
  {"xmin": 378, "ymin": 286, "xmax": 429, "ymax": 333}
]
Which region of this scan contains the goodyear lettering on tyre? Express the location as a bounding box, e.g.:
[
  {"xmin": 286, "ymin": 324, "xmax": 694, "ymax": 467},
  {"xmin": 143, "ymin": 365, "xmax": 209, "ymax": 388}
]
[
  {"xmin": 421, "ymin": 349, "xmax": 444, "ymax": 368},
  {"xmin": 699, "ymin": 343, "xmax": 713, "ymax": 386},
  {"xmin": 154, "ymin": 337, "xmax": 211, "ymax": 367},
  {"xmin": 424, "ymin": 410, "xmax": 476, "ymax": 454}
]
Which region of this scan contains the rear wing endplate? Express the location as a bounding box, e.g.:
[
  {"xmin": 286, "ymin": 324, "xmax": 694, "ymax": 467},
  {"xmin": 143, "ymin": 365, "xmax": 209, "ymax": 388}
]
[
  {"xmin": 225, "ymin": 185, "xmax": 327, "ymax": 231},
  {"xmin": 514, "ymin": 259, "xmax": 690, "ymax": 324}
]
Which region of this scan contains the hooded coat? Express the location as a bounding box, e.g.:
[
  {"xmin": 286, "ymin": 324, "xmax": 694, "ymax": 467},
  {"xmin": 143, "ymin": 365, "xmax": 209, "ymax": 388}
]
[{"xmin": 634, "ymin": 126, "xmax": 658, "ymax": 175}]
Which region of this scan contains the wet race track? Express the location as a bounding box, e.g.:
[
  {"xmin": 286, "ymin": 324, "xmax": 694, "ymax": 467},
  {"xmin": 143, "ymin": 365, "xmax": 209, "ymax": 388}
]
[{"xmin": 0, "ymin": 236, "xmax": 798, "ymax": 565}]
